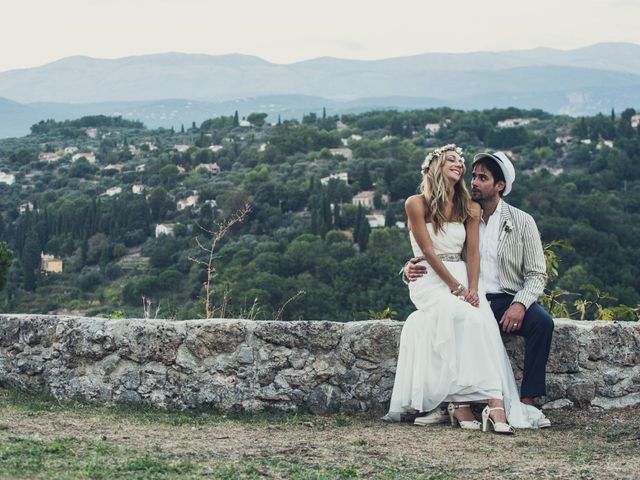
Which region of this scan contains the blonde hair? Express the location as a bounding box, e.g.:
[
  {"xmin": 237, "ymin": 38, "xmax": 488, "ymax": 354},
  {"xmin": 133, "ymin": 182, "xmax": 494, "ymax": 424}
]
[{"xmin": 419, "ymin": 146, "xmax": 473, "ymax": 234}]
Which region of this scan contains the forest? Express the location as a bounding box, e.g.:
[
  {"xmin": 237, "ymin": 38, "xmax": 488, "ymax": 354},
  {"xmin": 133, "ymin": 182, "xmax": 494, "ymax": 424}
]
[{"xmin": 0, "ymin": 107, "xmax": 638, "ymax": 321}]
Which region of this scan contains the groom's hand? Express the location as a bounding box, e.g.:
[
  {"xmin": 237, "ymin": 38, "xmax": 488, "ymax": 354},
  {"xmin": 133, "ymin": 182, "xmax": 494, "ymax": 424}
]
[
  {"xmin": 500, "ymin": 303, "xmax": 525, "ymax": 333},
  {"xmin": 403, "ymin": 257, "xmax": 427, "ymax": 282}
]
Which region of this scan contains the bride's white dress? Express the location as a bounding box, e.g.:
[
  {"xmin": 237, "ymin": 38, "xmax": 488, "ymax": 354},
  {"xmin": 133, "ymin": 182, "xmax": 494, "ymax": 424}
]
[{"xmin": 386, "ymin": 222, "xmax": 543, "ymax": 428}]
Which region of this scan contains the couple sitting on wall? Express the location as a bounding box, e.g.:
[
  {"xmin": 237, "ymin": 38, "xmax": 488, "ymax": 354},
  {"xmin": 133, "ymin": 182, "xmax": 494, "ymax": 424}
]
[{"xmin": 384, "ymin": 145, "xmax": 554, "ymax": 434}]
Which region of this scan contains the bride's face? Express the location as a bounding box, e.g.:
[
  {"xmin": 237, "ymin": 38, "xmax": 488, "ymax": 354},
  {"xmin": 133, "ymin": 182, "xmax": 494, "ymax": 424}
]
[{"xmin": 441, "ymin": 151, "xmax": 465, "ymax": 184}]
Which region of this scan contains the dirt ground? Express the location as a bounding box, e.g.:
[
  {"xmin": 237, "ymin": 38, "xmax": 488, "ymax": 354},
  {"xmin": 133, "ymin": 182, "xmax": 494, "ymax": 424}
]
[{"xmin": 1, "ymin": 388, "xmax": 639, "ymax": 479}]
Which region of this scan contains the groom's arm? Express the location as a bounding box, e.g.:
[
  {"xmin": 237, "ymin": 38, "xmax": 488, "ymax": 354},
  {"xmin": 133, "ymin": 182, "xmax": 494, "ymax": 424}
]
[{"xmin": 513, "ymin": 214, "xmax": 547, "ymax": 309}]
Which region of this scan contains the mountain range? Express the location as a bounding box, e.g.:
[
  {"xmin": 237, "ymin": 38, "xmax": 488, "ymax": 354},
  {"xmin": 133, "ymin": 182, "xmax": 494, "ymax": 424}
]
[{"xmin": 1, "ymin": 42, "xmax": 639, "ymax": 138}]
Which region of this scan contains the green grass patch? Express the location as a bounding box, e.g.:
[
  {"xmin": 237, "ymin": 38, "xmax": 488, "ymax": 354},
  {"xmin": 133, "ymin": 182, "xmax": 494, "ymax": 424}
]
[{"xmin": 0, "ymin": 435, "xmax": 197, "ymax": 480}]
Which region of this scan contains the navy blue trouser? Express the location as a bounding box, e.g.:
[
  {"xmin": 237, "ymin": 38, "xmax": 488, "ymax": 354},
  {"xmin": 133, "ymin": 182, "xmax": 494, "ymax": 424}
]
[{"xmin": 485, "ymin": 293, "xmax": 554, "ymax": 398}]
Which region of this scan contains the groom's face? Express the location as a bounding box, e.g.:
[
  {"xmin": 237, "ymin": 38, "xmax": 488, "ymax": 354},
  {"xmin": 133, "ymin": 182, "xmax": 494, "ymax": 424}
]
[{"xmin": 470, "ymin": 164, "xmax": 503, "ymax": 203}]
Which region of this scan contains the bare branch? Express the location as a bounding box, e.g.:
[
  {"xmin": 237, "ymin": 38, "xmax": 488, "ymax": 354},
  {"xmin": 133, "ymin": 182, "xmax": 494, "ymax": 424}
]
[
  {"xmin": 189, "ymin": 204, "xmax": 251, "ymax": 319},
  {"xmin": 275, "ymin": 290, "xmax": 306, "ymax": 321}
]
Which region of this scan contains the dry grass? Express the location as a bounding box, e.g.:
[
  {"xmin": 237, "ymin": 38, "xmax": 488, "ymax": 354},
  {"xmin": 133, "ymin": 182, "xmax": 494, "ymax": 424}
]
[{"xmin": 1, "ymin": 387, "xmax": 639, "ymax": 479}]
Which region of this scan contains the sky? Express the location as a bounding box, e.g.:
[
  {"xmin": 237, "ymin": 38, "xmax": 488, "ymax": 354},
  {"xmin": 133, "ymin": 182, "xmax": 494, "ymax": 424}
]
[{"xmin": 2, "ymin": 0, "xmax": 640, "ymax": 73}]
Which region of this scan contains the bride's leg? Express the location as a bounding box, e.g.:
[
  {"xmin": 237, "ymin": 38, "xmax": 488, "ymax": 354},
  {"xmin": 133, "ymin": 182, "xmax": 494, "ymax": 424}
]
[
  {"xmin": 482, "ymin": 398, "xmax": 515, "ymax": 434},
  {"xmin": 487, "ymin": 398, "xmax": 507, "ymax": 423},
  {"xmin": 449, "ymin": 403, "xmax": 476, "ymax": 422}
]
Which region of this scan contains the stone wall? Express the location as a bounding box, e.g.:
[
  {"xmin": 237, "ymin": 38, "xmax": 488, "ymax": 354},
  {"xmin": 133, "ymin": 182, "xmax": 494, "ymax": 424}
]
[{"xmin": 0, "ymin": 314, "xmax": 638, "ymax": 413}]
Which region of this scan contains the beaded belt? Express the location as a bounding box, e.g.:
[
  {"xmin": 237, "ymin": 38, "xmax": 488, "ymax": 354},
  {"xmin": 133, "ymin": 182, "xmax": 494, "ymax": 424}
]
[
  {"xmin": 437, "ymin": 253, "xmax": 462, "ymax": 262},
  {"xmin": 416, "ymin": 254, "xmax": 462, "ymax": 262}
]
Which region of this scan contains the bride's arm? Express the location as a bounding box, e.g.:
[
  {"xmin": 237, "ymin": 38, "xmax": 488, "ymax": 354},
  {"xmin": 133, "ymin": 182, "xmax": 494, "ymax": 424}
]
[
  {"xmin": 405, "ymin": 195, "xmax": 462, "ymax": 292},
  {"xmin": 464, "ymin": 202, "xmax": 481, "ymax": 306}
]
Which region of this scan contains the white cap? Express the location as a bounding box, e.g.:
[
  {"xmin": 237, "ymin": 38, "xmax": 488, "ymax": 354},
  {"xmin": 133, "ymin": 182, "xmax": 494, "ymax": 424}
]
[{"xmin": 472, "ymin": 151, "xmax": 516, "ymax": 196}]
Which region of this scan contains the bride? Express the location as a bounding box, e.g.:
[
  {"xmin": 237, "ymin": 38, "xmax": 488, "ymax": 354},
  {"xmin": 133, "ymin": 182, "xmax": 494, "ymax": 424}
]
[{"xmin": 384, "ymin": 144, "xmax": 543, "ymax": 433}]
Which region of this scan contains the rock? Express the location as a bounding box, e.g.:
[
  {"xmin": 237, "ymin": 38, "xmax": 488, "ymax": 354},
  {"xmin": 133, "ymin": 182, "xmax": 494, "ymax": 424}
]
[
  {"xmin": 591, "ymin": 393, "xmax": 640, "ymax": 409},
  {"xmin": 542, "ymin": 398, "xmax": 574, "ymax": 410},
  {"xmin": 118, "ymin": 321, "xmax": 185, "ymax": 364},
  {"xmin": 346, "ymin": 321, "xmax": 402, "ymax": 363},
  {"xmin": 307, "ymin": 384, "xmax": 343, "ymax": 414},
  {"xmin": 114, "ymin": 389, "xmax": 142, "ymax": 404},
  {"xmin": 566, "ymin": 379, "xmax": 596, "ymax": 405},
  {"xmin": 253, "ymin": 321, "xmax": 343, "ymax": 350},
  {"xmin": 183, "ymin": 320, "xmax": 246, "ymax": 358},
  {"xmin": 0, "ymin": 316, "xmax": 20, "ymax": 347},
  {"xmin": 175, "ymin": 345, "xmax": 200, "ymax": 371},
  {"xmin": 234, "ymin": 345, "xmax": 254, "ymax": 365}
]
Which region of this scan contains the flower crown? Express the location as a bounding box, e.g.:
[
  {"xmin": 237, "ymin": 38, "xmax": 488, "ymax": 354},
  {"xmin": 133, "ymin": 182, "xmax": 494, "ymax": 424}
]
[{"xmin": 421, "ymin": 144, "xmax": 464, "ymax": 174}]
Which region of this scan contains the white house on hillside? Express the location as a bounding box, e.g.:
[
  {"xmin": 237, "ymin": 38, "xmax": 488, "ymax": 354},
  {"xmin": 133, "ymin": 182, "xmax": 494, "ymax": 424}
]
[
  {"xmin": 366, "ymin": 213, "xmax": 386, "ymax": 228},
  {"xmin": 177, "ymin": 195, "xmax": 199, "ymax": 210},
  {"xmin": 320, "ymin": 172, "xmax": 349, "ymax": 186},
  {"xmin": 103, "ymin": 187, "xmax": 122, "ymax": 197},
  {"xmin": 38, "ymin": 152, "xmax": 61, "ymax": 163},
  {"xmin": 555, "ymin": 136, "xmax": 573, "ymax": 144},
  {"xmin": 155, "ymin": 224, "xmax": 176, "ymax": 237},
  {"xmin": 0, "ymin": 172, "xmax": 15, "ymax": 185},
  {"xmin": 329, "ymin": 148, "xmax": 353, "ymax": 160},
  {"xmin": 497, "ymin": 118, "xmax": 532, "ymax": 128},
  {"xmin": 103, "ymin": 163, "xmax": 123, "ymax": 171},
  {"xmin": 195, "ymin": 163, "xmax": 220, "ymax": 175},
  {"xmin": 72, "ymin": 152, "xmax": 96, "ymax": 164},
  {"xmin": 352, "ymin": 191, "xmax": 375, "ymax": 209},
  {"xmin": 424, "ymin": 123, "xmax": 440, "ymax": 134},
  {"xmin": 19, "ymin": 202, "xmax": 34, "ymax": 214}
]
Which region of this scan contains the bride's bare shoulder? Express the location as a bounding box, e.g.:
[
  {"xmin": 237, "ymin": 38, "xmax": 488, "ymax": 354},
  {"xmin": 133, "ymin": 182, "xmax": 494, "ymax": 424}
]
[
  {"xmin": 469, "ymin": 201, "xmax": 481, "ymax": 218},
  {"xmin": 405, "ymin": 194, "xmax": 427, "ymax": 212}
]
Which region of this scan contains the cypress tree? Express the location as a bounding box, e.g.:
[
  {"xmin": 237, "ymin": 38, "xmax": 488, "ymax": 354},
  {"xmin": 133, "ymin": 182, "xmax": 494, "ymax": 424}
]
[
  {"xmin": 357, "ymin": 216, "xmax": 370, "ymax": 251},
  {"xmin": 22, "ymin": 230, "xmax": 40, "ymax": 291},
  {"xmin": 333, "ymin": 203, "xmax": 342, "ymax": 230},
  {"xmin": 385, "ymin": 207, "xmax": 396, "ymax": 227},
  {"xmin": 321, "ymin": 194, "xmax": 332, "ymax": 233},
  {"xmin": 359, "ymin": 162, "xmax": 373, "ymax": 190},
  {"xmin": 354, "ymin": 204, "xmax": 363, "ymax": 241}
]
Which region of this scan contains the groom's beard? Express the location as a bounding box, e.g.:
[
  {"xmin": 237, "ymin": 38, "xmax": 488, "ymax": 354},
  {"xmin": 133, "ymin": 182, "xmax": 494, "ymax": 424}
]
[{"xmin": 470, "ymin": 189, "xmax": 492, "ymax": 209}]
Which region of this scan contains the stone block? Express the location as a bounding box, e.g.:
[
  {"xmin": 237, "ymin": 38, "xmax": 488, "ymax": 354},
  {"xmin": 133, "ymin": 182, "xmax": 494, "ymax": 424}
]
[
  {"xmin": 253, "ymin": 321, "xmax": 343, "ymax": 350},
  {"xmin": 183, "ymin": 320, "xmax": 246, "ymax": 358}
]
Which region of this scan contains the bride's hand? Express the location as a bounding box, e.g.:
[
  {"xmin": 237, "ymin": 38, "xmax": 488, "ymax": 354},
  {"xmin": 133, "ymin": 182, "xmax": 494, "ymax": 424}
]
[{"xmin": 462, "ymin": 288, "xmax": 480, "ymax": 307}]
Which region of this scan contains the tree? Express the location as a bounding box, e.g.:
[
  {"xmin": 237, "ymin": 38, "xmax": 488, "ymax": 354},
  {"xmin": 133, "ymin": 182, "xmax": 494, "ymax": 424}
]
[
  {"xmin": 22, "ymin": 232, "xmax": 40, "ymax": 291},
  {"xmin": 359, "ymin": 162, "xmax": 373, "ymax": 190},
  {"xmin": 356, "ymin": 215, "xmax": 371, "ymax": 251},
  {"xmin": 247, "ymin": 112, "xmax": 268, "ymax": 127},
  {"xmin": 0, "ymin": 242, "xmax": 13, "ymax": 291},
  {"xmin": 148, "ymin": 187, "xmax": 175, "ymax": 221}
]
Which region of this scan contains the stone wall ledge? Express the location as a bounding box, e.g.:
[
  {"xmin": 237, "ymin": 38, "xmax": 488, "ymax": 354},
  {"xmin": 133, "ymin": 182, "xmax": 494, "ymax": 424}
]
[{"xmin": 1, "ymin": 314, "xmax": 638, "ymax": 413}]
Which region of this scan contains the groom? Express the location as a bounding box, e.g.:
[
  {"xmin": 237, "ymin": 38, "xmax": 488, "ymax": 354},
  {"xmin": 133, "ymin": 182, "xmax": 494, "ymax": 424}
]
[{"xmin": 403, "ymin": 151, "xmax": 553, "ymax": 428}]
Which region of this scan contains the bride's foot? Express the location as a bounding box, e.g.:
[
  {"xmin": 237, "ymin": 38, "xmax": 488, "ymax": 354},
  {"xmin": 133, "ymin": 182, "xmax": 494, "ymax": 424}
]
[
  {"xmin": 481, "ymin": 400, "xmax": 515, "ymax": 435},
  {"xmin": 447, "ymin": 403, "xmax": 481, "ymax": 430}
]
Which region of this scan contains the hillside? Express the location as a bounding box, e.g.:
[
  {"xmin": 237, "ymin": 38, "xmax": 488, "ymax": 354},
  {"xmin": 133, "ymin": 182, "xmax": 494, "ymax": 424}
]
[{"xmin": 0, "ymin": 107, "xmax": 638, "ymax": 321}]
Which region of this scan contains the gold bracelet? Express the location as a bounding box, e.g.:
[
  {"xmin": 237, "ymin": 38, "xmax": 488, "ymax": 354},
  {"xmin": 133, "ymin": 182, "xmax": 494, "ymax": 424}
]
[{"xmin": 451, "ymin": 284, "xmax": 465, "ymax": 296}]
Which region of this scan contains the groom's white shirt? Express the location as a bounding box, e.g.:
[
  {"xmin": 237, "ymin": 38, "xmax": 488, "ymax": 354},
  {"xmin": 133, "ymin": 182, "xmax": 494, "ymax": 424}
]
[{"xmin": 479, "ymin": 200, "xmax": 503, "ymax": 294}]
